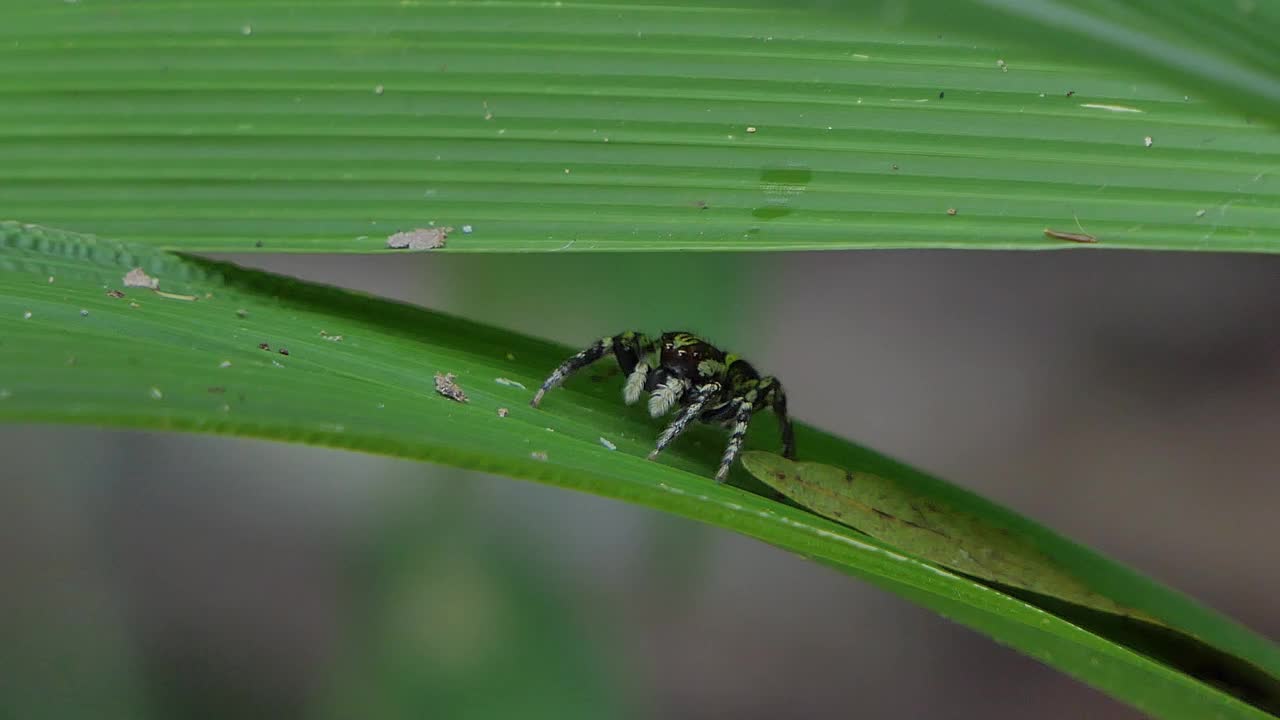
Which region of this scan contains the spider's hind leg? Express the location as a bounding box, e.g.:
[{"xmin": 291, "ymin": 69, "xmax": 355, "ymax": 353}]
[{"xmin": 767, "ymin": 379, "xmax": 796, "ymax": 459}]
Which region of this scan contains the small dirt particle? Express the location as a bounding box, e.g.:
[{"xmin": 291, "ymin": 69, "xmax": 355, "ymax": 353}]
[
  {"xmin": 1066, "ymin": 90, "xmax": 1075, "ymax": 97},
  {"xmin": 386, "ymin": 227, "xmax": 450, "ymax": 250},
  {"xmin": 938, "ymin": 91, "xmax": 945, "ymax": 99},
  {"xmin": 79, "ymin": 309, "xmax": 89, "ymax": 317},
  {"xmin": 434, "ymin": 372, "xmax": 469, "ymax": 403},
  {"xmin": 497, "ymin": 407, "xmax": 510, "ymax": 418},
  {"xmin": 946, "ymin": 208, "xmax": 958, "ymax": 216},
  {"xmin": 106, "ymin": 289, "xmax": 126, "ymax": 299},
  {"xmin": 207, "ymin": 387, "xmax": 226, "ymax": 394},
  {"xmin": 278, "ymin": 348, "xmax": 290, "ymax": 356},
  {"xmin": 996, "ymin": 58, "xmax": 1008, "ymax": 72},
  {"xmin": 258, "ymin": 342, "xmax": 271, "ymax": 351},
  {"xmin": 746, "ymin": 126, "xmax": 757, "ymax": 134},
  {"xmin": 236, "ymin": 309, "xmax": 249, "ymax": 318},
  {"xmin": 123, "ymin": 267, "xmax": 159, "ymax": 289}
]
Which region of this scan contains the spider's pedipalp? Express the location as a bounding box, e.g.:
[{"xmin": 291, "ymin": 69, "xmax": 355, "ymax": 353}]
[
  {"xmin": 647, "ymin": 377, "xmax": 687, "ymax": 417},
  {"xmin": 622, "ymin": 362, "xmax": 649, "ymax": 405}
]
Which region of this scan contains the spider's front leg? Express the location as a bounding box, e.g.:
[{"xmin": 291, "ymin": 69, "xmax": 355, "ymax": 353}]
[
  {"xmin": 647, "ymin": 382, "xmax": 720, "ymax": 459},
  {"xmin": 531, "ymin": 332, "xmax": 652, "ymax": 408}
]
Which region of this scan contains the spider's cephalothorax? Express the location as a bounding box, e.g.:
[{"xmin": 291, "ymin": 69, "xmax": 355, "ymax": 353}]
[{"xmin": 530, "ymin": 331, "xmax": 795, "ymax": 482}]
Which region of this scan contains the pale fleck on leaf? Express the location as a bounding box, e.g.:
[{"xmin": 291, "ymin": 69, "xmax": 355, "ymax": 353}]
[
  {"xmin": 123, "ymin": 267, "xmax": 159, "ymax": 289},
  {"xmin": 386, "ymin": 227, "xmax": 451, "ymax": 250}
]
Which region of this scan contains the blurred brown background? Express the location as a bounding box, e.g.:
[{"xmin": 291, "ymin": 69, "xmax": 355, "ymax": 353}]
[{"xmin": 2, "ymin": 250, "xmax": 1278, "ymax": 719}]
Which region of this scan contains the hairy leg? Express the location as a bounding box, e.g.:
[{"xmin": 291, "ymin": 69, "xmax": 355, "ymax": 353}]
[
  {"xmin": 772, "ymin": 386, "xmax": 796, "ymax": 459},
  {"xmin": 715, "ymin": 399, "xmax": 754, "ymax": 483},
  {"xmin": 647, "ymin": 382, "xmax": 720, "ymax": 459},
  {"xmin": 532, "ymin": 333, "xmax": 629, "ymax": 407}
]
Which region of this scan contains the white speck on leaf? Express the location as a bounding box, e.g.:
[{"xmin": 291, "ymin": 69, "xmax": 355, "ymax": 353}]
[
  {"xmin": 123, "ymin": 267, "xmax": 159, "ymax": 289},
  {"xmin": 1080, "ymin": 103, "xmax": 1143, "ymax": 113},
  {"xmin": 530, "ymin": 451, "xmax": 548, "ymax": 461},
  {"xmin": 599, "ymin": 437, "xmax": 617, "ymax": 451},
  {"xmin": 1143, "ymin": 135, "xmax": 1153, "ymax": 147},
  {"xmin": 22, "ymin": 311, "xmax": 32, "ymax": 320},
  {"xmin": 387, "ymin": 227, "xmax": 450, "ymax": 250},
  {"xmin": 149, "ymin": 387, "xmax": 163, "ymax": 400},
  {"xmin": 219, "ymin": 360, "xmax": 232, "ymax": 368},
  {"xmin": 494, "ymin": 377, "xmax": 526, "ymax": 389}
]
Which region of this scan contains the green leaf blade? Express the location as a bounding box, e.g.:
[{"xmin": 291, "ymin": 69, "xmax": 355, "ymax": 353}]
[{"xmin": 2, "ymin": 221, "xmax": 1278, "ymax": 719}]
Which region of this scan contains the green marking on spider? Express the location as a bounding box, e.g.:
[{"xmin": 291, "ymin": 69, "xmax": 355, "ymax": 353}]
[
  {"xmin": 531, "ymin": 331, "xmax": 794, "ymax": 482},
  {"xmin": 740, "ymin": 451, "xmax": 1166, "ymax": 626}
]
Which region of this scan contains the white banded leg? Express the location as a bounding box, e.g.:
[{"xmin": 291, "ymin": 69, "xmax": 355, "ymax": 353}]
[
  {"xmin": 531, "ymin": 336, "xmax": 613, "ymax": 407},
  {"xmin": 714, "ymin": 400, "xmax": 754, "ymax": 483},
  {"xmin": 647, "ymin": 382, "xmax": 719, "ymax": 460}
]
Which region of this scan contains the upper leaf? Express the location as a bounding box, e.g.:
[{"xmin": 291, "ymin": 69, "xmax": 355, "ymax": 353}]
[{"xmin": 1, "ymin": 0, "xmax": 1278, "ymax": 252}]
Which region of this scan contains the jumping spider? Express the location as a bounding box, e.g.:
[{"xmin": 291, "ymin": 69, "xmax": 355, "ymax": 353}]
[{"xmin": 530, "ymin": 331, "xmax": 795, "ymax": 482}]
